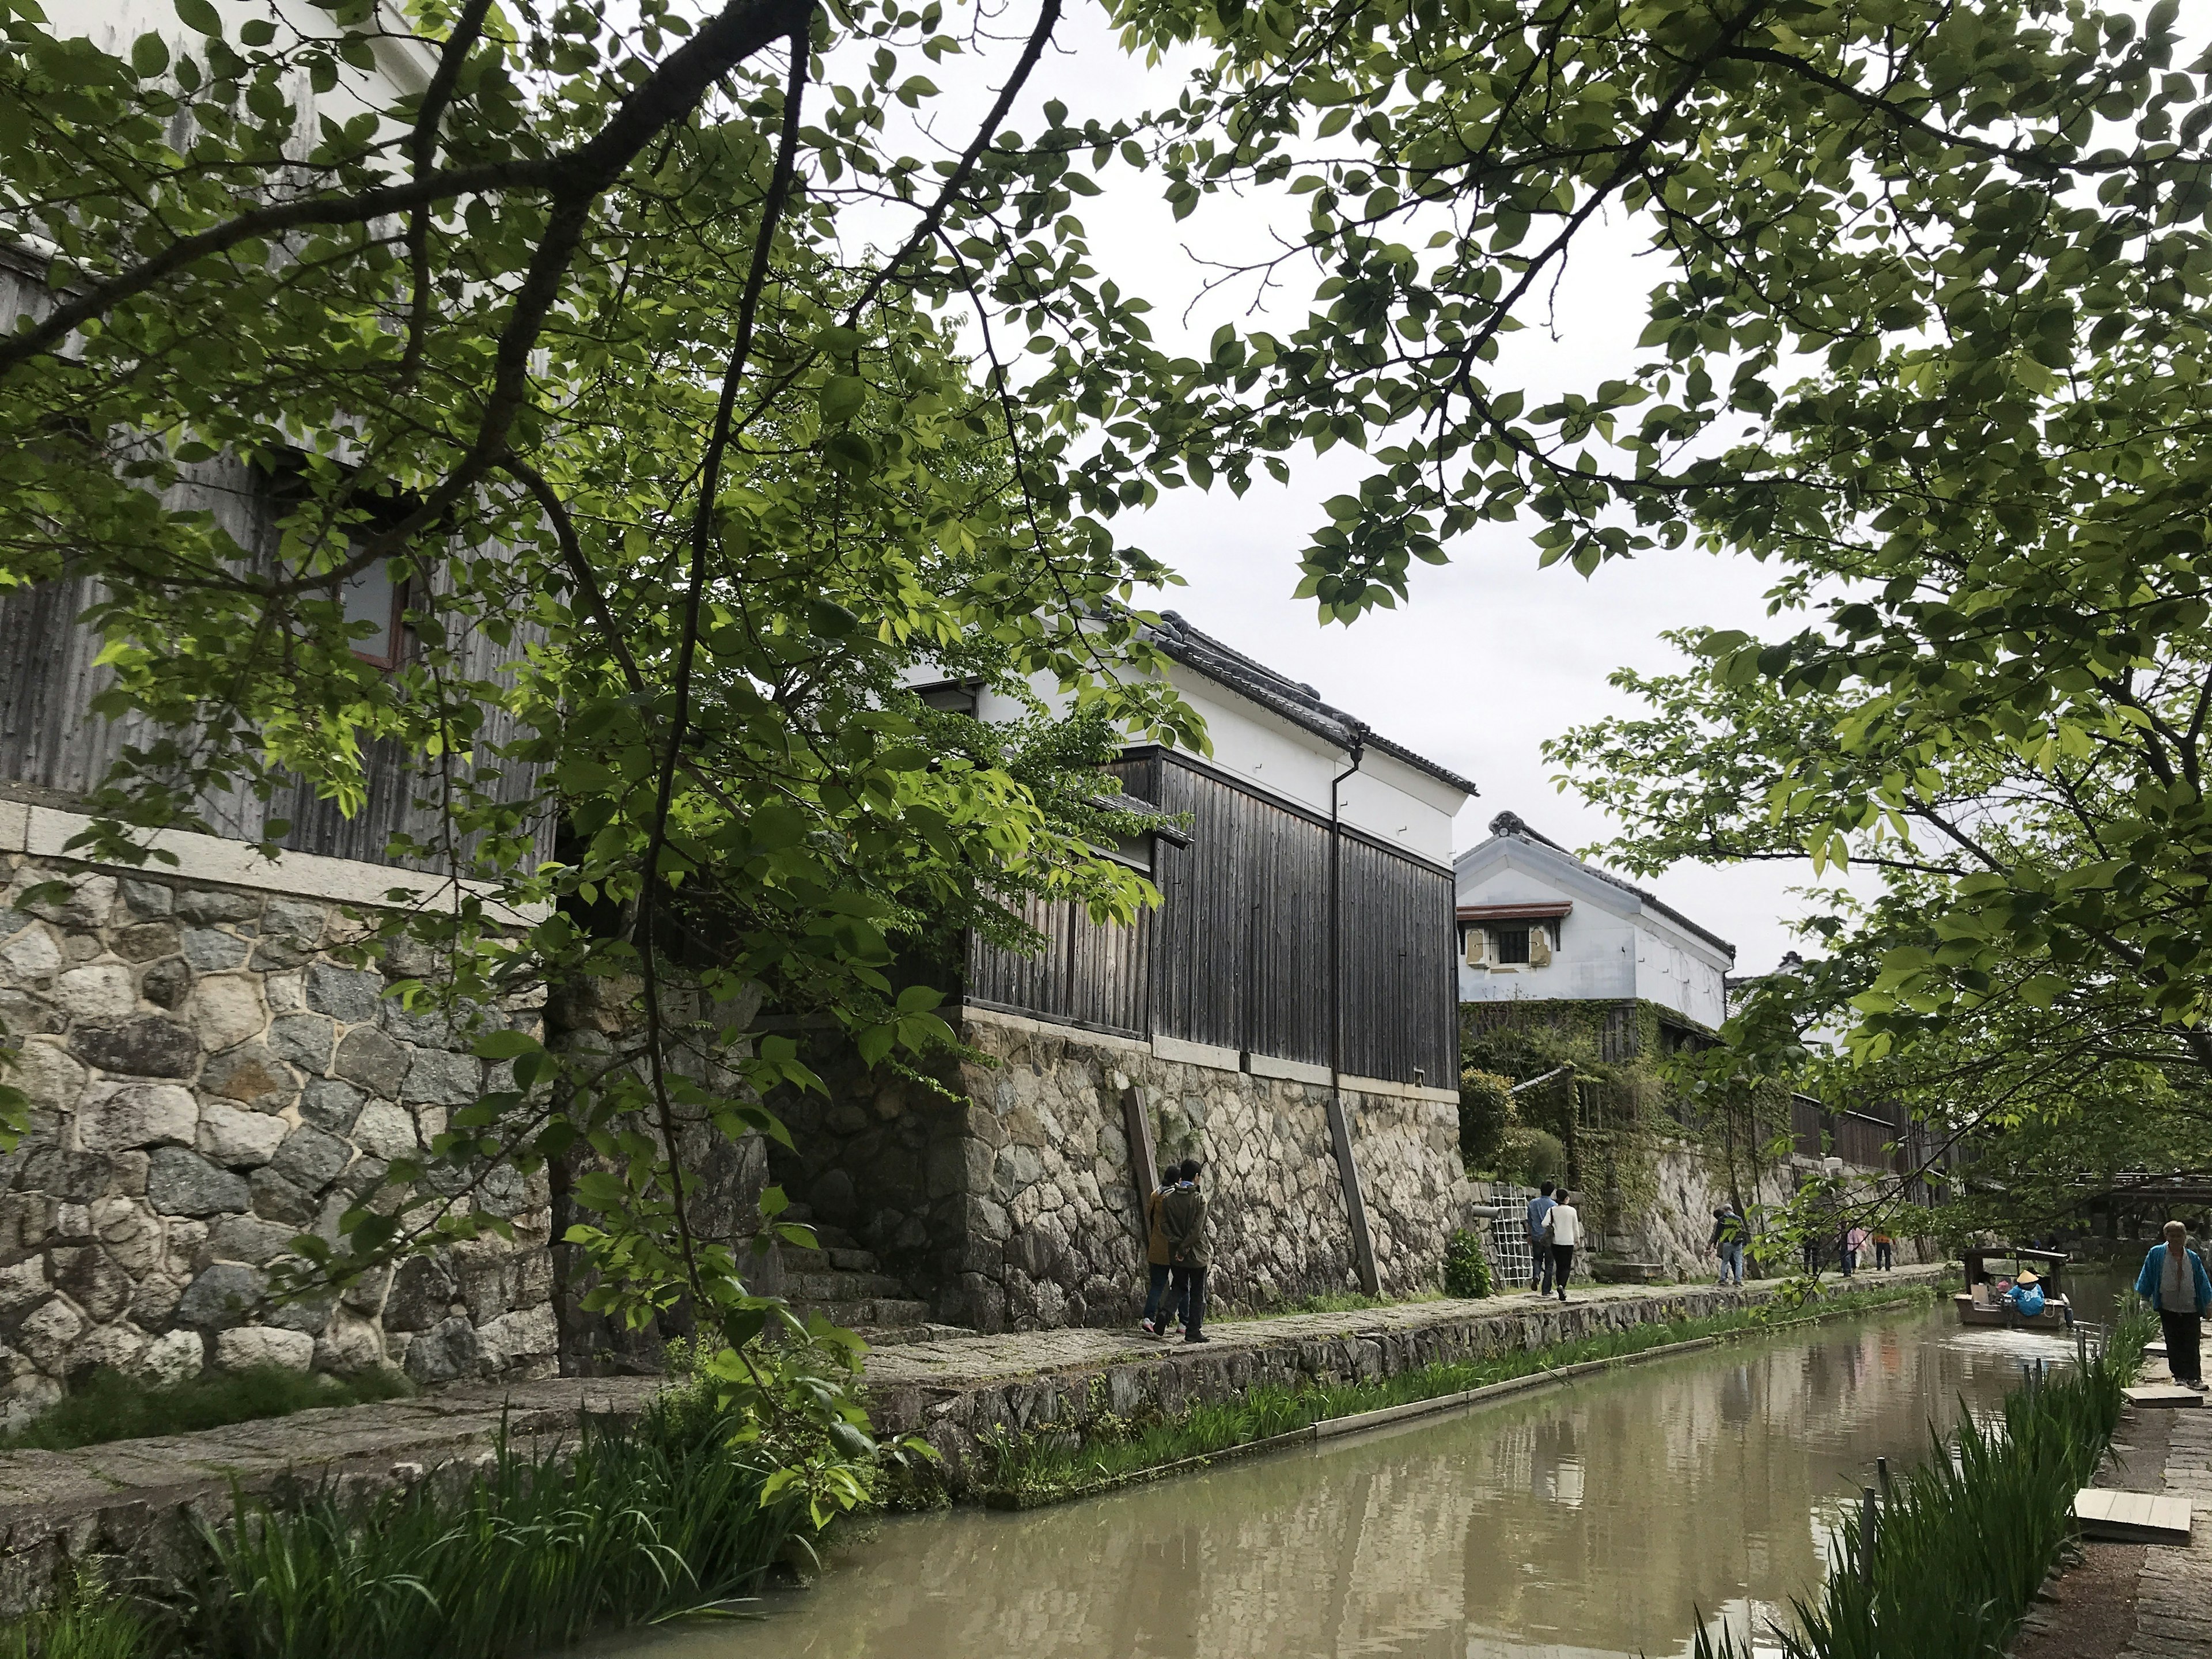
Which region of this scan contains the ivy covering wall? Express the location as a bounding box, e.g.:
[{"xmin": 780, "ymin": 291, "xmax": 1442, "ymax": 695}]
[{"xmin": 1458, "ymin": 1000, "xmax": 1791, "ymax": 1259}]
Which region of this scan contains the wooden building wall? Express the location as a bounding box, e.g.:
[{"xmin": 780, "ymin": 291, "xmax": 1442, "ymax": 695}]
[
  {"xmin": 1, "ymin": 250, "xmax": 548, "ymax": 877},
  {"xmin": 965, "ymin": 750, "xmax": 1459, "ymax": 1086}
]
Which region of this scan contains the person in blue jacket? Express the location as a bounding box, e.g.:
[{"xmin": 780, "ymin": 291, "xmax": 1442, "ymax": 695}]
[
  {"xmin": 2136, "ymin": 1220, "xmax": 2212, "ymax": 1392},
  {"xmin": 2001, "ymin": 1269, "xmax": 2047, "ymax": 1321}
]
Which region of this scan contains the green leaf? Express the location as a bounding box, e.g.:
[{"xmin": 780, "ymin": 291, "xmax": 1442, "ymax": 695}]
[{"xmin": 175, "ymin": 0, "xmax": 221, "ymax": 36}]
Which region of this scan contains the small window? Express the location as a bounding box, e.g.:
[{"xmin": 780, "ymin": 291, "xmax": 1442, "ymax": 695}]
[
  {"xmin": 340, "ymin": 559, "xmax": 403, "ymax": 669},
  {"xmin": 1495, "ymin": 926, "xmax": 1531, "ymax": 965},
  {"xmin": 916, "ymin": 680, "xmax": 980, "ymax": 715},
  {"xmin": 1103, "ymin": 830, "xmax": 1153, "ymax": 872}
]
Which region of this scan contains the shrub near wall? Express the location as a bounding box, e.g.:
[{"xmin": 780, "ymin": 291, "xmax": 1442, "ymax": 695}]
[{"xmin": 0, "ymin": 859, "xmax": 556, "ymax": 1422}]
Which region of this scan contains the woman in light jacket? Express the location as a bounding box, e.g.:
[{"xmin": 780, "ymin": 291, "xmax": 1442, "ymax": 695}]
[{"xmin": 2136, "ymin": 1220, "xmax": 2212, "ymax": 1392}]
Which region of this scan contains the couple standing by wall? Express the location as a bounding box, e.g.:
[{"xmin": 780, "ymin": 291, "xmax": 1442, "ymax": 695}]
[
  {"xmin": 1139, "ymin": 1160, "xmax": 1211, "ymax": 1342},
  {"xmin": 1522, "ymin": 1181, "xmax": 1582, "ymax": 1301}
]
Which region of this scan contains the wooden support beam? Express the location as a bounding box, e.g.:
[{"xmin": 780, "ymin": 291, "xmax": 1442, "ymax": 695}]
[
  {"xmin": 1122, "ymin": 1084, "xmax": 1159, "ymax": 1216},
  {"xmin": 1327, "ymin": 1093, "xmax": 1381, "ymax": 1297}
]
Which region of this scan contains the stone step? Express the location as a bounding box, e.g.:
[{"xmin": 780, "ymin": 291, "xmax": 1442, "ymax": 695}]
[
  {"xmin": 764, "ymin": 1202, "xmax": 859, "ymax": 1250},
  {"xmin": 760, "ymin": 1243, "xmax": 882, "ymax": 1277},
  {"xmin": 789, "ymin": 1297, "xmax": 934, "ymax": 1330},
  {"xmin": 786, "ymin": 1270, "xmax": 907, "ymax": 1303}
]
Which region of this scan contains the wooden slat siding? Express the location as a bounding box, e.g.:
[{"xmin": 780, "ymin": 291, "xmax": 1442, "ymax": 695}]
[
  {"xmin": 0, "ymin": 524, "xmax": 551, "ymax": 874},
  {"xmin": 963, "ymin": 895, "xmax": 1150, "ymax": 1037},
  {"xmin": 969, "ymin": 750, "xmax": 1455, "ymax": 1085}
]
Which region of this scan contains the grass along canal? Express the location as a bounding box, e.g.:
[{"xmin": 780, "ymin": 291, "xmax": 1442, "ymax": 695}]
[{"xmin": 592, "ymin": 1291, "xmax": 2096, "ymax": 1659}]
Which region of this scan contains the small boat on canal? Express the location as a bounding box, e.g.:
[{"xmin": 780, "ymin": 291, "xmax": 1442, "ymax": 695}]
[{"xmin": 1954, "ymin": 1246, "xmax": 2073, "ymax": 1331}]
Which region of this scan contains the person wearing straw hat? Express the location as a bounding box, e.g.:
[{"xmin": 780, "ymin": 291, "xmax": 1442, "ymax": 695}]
[
  {"xmin": 2135, "ymin": 1221, "xmax": 2212, "ymax": 1391},
  {"xmin": 2001, "ymin": 1267, "xmax": 2046, "ymax": 1323}
]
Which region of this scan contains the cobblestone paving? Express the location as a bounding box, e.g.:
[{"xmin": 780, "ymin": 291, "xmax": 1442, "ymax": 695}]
[{"xmin": 2120, "ymin": 1407, "xmax": 2212, "ymax": 1659}]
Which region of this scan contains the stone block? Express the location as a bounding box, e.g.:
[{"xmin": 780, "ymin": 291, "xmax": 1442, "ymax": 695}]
[
  {"xmin": 403, "ymin": 1314, "xmax": 482, "ymax": 1383},
  {"xmin": 18, "ymin": 1145, "xmax": 113, "ymax": 1203},
  {"xmin": 130, "ymin": 1272, "xmax": 187, "ymax": 1326},
  {"xmin": 175, "ymin": 888, "xmax": 262, "ymax": 925},
  {"xmin": 304, "ymin": 963, "xmax": 384, "ymax": 1026},
  {"xmin": 262, "ymin": 897, "xmax": 327, "ymax": 949},
  {"xmin": 268, "ymin": 1013, "xmax": 335, "ymax": 1075},
  {"xmin": 351, "ymin": 1101, "xmax": 420, "ymax": 1161},
  {"xmin": 33, "ymin": 873, "xmax": 115, "ymax": 930},
  {"xmin": 141, "ymin": 1326, "xmax": 204, "ymax": 1382},
  {"xmin": 111, "ymin": 922, "xmax": 180, "ymax": 964},
  {"xmin": 147, "ymin": 1147, "xmax": 252, "ymax": 1217},
  {"xmin": 0, "ymin": 925, "xmax": 62, "ymax": 981},
  {"xmin": 10, "ymin": 1040, "xmax": 84, "ymax": 1115},
  {"xmin": 265, "ymin": 1290, "xmax": 332, "ymax": 1336},
  {"xmin": 263, "ymin": 969, "xmax": 305, "ymax": 1013},
  {"xmin": 118, "ymin": 878, "xmax": 175, "ymax": 919},
  {"xmin": 270, "ymin": 1124, "xmax": 352, "ymax": 1193},
  {"xmin": 300, "ymin": 1077, "xmax": 366, "ymax": 1135},
  {"xmin": 381, "ymin": 998, "xmax": 458, "ymax": 1049},
  {"xmin": 180, "ymin": 927, "xmax": 251, "ymax": 971},
  {"xmin": 200, "ymin": 1043, "xmax": 297, "ymax": 1110},
  {"xmin": 70, "ymin": 1319, "xmax": 150, "ymax": 1378},
  {"xmin": 0, "ymin": 987, "xmax": 63, "ymax": 1040},
  {"xmin": 215, "ymin": 1325, "xmax": 314, "ymax": 1372},
  {"xmin": 209, "ymin": 1214, "xmax": 299, "ymax": 1267},
  {"xmin": 69, "ymin": 1016, "xmax": 199, "ymax": 1079},
  {"xmin": 17, "ymin": 1298, "xmax": 84, "ymax": 1372},
  {"xmin": 140, "ymin": 957, "xmax": 191, "ymax": 1010},
  {"xmin": 383, "ymin": 1256, "xmax": 454, "ymax": 1332},
  {"xmin": 198, "ymin": 1100, "xmax": 287, "ymax": 1168},
  {"xmin": 249, "ymin": 1168, "xmax": 320, "ymax": 1226},
  {"xmin": 90, "ymin": 1197, "xmax": 162, "ymax": 1275},
  {"xmin": 52, "ymin": 965, "xmax": 135, "ymax": 1020},
  {"xmin": 175, "ymin": 1263, "xmax": 267, "ymax": 1330},
  {"xmin": 478, "ymin": 1304, "xmax": 558, "ymax": 1370},
  {"xmin": 313, "ymin": 1313, "xmax": 384, "ymax": 1375},
  {"xmin": 187, "ymin": 975, "xmax": 266, "ymax": 1052},
  {"xmin": 334, "ymin": 1026, "xmax": 408, "ymax": 1096},
  {"xmin": 78, "ymin": 1081, "xmax": 197, "ymax": 1152},
  {"xmin": 0, "ymin": 1259, "xmax": 51, "ymax": 1318},
  {"xmin": 400, "ymin": 1048, "xmax": 481, "ymax": 1107},
  {"xmin": 56, "ymin": 1246, "xmax": 133, "ymax": 1324}
]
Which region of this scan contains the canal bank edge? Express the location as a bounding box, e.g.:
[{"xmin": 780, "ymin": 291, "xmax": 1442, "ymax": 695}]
[
  {"xmin": 974, "ymin": 1287, "xmax": 1945, "ymax": 1510},
  {"xmin": 0, "ymin": 1271, "xmax": 1948, "ymax": 1608},
  {"xmin": 868, "ymin": 1264, "xmax": 1955, "ymax": 1495}
]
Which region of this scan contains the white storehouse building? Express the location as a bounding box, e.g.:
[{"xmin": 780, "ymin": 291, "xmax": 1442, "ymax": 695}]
[{"xmin": 1453, "ymin": 810, "xmax": 1734, "ymax": 1030}]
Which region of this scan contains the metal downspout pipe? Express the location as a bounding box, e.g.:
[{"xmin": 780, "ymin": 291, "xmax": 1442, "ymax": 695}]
[{"xmin": 1330, "ymin": 730, "xmax": 1382, "ymax": 1297}]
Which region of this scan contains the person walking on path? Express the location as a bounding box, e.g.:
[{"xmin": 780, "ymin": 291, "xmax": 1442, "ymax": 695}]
[
  {"xmin": 1711, "ymin": 1205, "xmax": 1747, "ymax": 1286},
  {"xmin": 1843, "ymin": 1225, "xmax": 1868, "ymax": 1278},
  {"xmin": 1525, "ymin": 1183, "xmax": 1558, "ymax": 1295},
  {"xmin": 2135, "ymin": 1220, "xmax": 2212, "ymax": 1392},
  {"xmin": 1160, "ymin": 1157, "xmax": 1212, "ymax": 1344},
  {"xmin": 1544, "ymin": 1189, "xmax": 1582, "ymax": 1302},
  {"xmin": 1873, "ymin": 1229, "xmax": 1895, "ymax": 1271},
  {"xmin": 1138, "ymin": 1171, "xmax": 1182, "ymax": 1336}
]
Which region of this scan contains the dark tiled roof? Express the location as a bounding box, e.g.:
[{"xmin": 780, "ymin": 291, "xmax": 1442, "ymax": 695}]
[
  {"xmin": 1146, "ymin": 612, "xmax": 1479, "ymax": 798},
  {"xmin": 1480, "ymin": 810, "xmax": 1736, "ymax": 961}
]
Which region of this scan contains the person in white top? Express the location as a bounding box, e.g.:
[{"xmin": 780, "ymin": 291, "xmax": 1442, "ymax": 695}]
[{"xmin": 1543, "ymin": 1191, "xmax": 1582, "ymax": 1303}]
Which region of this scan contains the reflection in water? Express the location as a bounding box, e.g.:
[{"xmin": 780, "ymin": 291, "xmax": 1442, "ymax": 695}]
[{"xmin": 599, "ymin": 1298, "xmax": 2101, "ymax": 1659}]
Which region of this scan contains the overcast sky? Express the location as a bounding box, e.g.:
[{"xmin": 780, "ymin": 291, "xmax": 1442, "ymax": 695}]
[{"xmin": 888, "ymin": 6, "xmax": 1855, "ymax": 975}]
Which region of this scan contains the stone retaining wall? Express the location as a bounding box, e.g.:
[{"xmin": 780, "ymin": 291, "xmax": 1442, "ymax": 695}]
[
  {"xmin": 0, "ymin": 857, "xmax": 557, "ymax": 1422},
  {"xmin": 772, "ymin": 1007, "xmax": 1481, "ymax": 1332},
  {"xmin": 867, "ymin": 1265, "xmax": 1951, "ymax": 1488}
]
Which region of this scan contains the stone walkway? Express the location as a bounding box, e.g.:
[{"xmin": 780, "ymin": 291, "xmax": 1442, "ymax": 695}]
[
  {"xmin": 2118, "ymin": 1407, "xmax": 2212, "ymax": 1659},
  {"xmin": 865, "ymin": 1267, "xmax": 1938, "ymax": 1389}
]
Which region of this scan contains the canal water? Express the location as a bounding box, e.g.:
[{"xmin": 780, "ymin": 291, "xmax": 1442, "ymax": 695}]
[{"xmin": 605, "ymin": 1288, "xmax": 2111, "ymax": 1659}]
